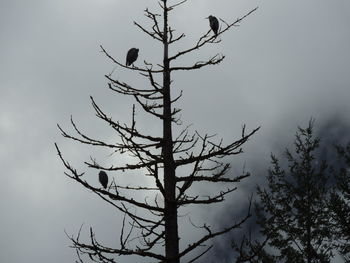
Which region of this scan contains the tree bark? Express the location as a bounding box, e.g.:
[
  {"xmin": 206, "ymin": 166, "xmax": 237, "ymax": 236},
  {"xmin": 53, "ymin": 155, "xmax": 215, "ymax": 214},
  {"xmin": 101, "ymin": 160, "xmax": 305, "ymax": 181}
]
[{"xmin": 162, "ymin": 1, "xmax": 179, "ymax": 262}]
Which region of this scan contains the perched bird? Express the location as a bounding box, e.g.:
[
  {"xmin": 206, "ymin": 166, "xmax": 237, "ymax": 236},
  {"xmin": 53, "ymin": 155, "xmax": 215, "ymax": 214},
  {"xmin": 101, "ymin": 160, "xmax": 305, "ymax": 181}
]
[
  {"xmin": 206, "ymin": 15, "xmax": 219, "ymax": 37},
  {"xmin": 126, "ymin": 48, "xmax": 139, "ymax": 66},
  {"xmin": 99, "ymin": 171, "xmax": 108, "ymax": 189}
]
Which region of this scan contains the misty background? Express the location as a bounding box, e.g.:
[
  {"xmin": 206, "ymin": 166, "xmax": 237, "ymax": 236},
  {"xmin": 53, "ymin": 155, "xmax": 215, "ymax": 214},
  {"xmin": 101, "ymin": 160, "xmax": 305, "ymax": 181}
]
[{"xmin": 1, "ymin": 0, "xmax": 350, "ymax": 262}]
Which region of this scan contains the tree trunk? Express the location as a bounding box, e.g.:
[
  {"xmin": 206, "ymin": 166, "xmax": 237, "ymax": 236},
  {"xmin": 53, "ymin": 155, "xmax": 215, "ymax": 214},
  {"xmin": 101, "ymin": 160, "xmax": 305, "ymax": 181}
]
[
  {"xmin": 162, "ymin": 1, "xmax": 180, "ymax": 262},
  {"xmin": 306, "ymin": 172, "xmax": 312, "ymax": 263}
]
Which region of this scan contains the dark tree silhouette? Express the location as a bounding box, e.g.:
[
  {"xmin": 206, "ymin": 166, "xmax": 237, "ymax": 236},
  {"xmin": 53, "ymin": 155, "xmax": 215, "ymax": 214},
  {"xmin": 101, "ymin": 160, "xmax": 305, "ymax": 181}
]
[
  {"xmin": 55, "ymin": 1, "xmax": 258, "ymax": 262},
  {"xmin": 234, "ymin": 120, "xmax": 335, "ymax": 263},
  {"xmin": 330, "ymin": 143, "xmax": 350, "ymax": 261}
]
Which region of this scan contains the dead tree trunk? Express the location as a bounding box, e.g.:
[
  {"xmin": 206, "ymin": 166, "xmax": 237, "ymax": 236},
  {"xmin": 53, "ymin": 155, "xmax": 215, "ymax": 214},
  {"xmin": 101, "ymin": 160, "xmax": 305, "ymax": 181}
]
[{"xmin": 162, "ymin": 1, "xmax": 179, "ymax": 262}]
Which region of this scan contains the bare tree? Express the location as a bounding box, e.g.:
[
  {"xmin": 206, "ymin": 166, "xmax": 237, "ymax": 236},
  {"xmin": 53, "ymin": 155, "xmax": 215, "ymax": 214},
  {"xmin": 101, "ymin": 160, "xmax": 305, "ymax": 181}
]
[{"xmin": 55, "ymin": 1, "xmax": 258, "ymax": 262}]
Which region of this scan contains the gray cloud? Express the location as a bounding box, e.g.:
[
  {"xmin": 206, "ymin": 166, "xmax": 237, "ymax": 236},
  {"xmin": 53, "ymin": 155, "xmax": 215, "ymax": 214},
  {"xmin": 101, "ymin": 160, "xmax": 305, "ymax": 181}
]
[{"xmin": 1, "ymin": 0, "xmax": 350, "ymax": 262}]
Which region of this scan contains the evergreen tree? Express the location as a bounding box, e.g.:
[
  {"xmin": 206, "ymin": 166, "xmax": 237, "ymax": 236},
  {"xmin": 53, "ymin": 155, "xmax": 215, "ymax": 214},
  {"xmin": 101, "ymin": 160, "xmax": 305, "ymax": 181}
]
[
  {"xmin": 330, "ymin": 143, "xmax": 350, "ymax": 261},
  {"xmin": 248, "ymin": 120, "xmax": 334, "ymax": 262}
]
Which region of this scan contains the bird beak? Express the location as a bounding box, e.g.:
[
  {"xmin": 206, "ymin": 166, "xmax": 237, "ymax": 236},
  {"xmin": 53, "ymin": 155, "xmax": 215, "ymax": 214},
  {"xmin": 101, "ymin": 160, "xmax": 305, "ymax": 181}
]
[{"xmin": 205, "ymin": 16, "xmax": 209, "ymax": 19}]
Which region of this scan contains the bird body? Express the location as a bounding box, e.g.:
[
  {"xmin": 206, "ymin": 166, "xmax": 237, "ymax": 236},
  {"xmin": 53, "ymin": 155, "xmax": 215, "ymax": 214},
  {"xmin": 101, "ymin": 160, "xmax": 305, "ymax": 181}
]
[
  {"xmin": 99, "ymin": 171, "xmax": 108, "ymax": 189},
  {"xmin": 207, "ymin": 15, "xmax": 219, "ymax": 36},
  {"xmin": 126, "ymin": 48, "xmax": 139, "ymax": 66}
]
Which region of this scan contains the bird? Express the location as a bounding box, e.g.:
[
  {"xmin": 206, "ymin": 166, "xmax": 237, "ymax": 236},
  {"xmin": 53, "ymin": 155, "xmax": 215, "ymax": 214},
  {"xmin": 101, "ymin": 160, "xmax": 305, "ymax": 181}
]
[
  {"xmin": 126, "ymin": 48, "xmax": 139, "ymax": 66},
  {"xmin": 206, "ymin": 15, "xmax": 219, "ymax": 37},
  {"xmin": 99, "ymin": 171, "xmax": 108, "ymax": 189}
]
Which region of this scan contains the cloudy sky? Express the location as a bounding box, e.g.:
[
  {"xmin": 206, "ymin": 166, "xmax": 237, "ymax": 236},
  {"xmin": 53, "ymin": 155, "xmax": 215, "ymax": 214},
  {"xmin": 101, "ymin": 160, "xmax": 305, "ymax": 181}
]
[{"xmin": 1, "ymin": 0, "xmax": 350, "ymax": 262}]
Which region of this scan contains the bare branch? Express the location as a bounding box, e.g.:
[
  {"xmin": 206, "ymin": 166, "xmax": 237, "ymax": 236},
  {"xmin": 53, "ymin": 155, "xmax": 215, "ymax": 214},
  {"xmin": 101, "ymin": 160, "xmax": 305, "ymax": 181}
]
[
  {"xmin": 100, "ymin": 45, "xmax": 163, "ymax": 73},
  {"xmin": 90, "ymin": 96, "xmax": 162, "ymax": 143},
  {"xmin": 178, "ymin": 187, "xmax": 237, "ymax": 206},
  {"xmin": 168, "ymin": 0, "xmax": 188, "ymax": 10},
  {"xmin": 175, "ymin": 127, "xmax": 260, "ymax": 167},
  {"xmin": 67, "ymin": 226, "xmax": 166, "ymax": 260},
  {"xmin": 179, "ymin": 204, "xmax": 252, "ymax": 259},
  {"xmin": 168, "ymin": 7, "xmax": 258, "ymax": 61},
  {"xmin": 177, "ymin": 173, "xmax": 250, "ymax": 184},
  {"xmin": 170, "ymin": 54, "xmax": 225, "ymax": 71},
  {"xmin": 55, "ymin": 143, "xmax": 163, "ymax": 213},
  {"xmin": 134, "ymin": 21, "xmax": 163, "ymax": 42}
]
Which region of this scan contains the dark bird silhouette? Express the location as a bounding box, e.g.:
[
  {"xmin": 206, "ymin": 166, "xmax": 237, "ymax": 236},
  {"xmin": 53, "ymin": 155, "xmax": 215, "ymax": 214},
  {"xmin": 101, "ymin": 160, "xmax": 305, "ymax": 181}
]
[
  {"xmin": 126, "ymin": 48, "xmax": 139, "ymax": 66},
  {"xmin": 206, "ymin": 15, "xmax": 219, "ymax": 37},
  {"xmin": 99, "ymin": 171, "xmax": 108, "ymax": 189}
]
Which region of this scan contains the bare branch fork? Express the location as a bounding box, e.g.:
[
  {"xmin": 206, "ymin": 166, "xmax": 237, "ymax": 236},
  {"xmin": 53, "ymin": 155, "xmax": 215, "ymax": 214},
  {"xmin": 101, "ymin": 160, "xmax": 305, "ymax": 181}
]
[{"xmin": 55, "ymin": 0, "xmax": 258, "ymax": 262}]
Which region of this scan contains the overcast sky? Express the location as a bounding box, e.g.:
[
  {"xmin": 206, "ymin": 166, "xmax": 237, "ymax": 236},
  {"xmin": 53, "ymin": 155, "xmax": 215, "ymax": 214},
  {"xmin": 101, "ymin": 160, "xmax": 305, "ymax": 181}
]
[{"xmin": 1, "ymin": 0, "xmax": 350, "ymax": 262}]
